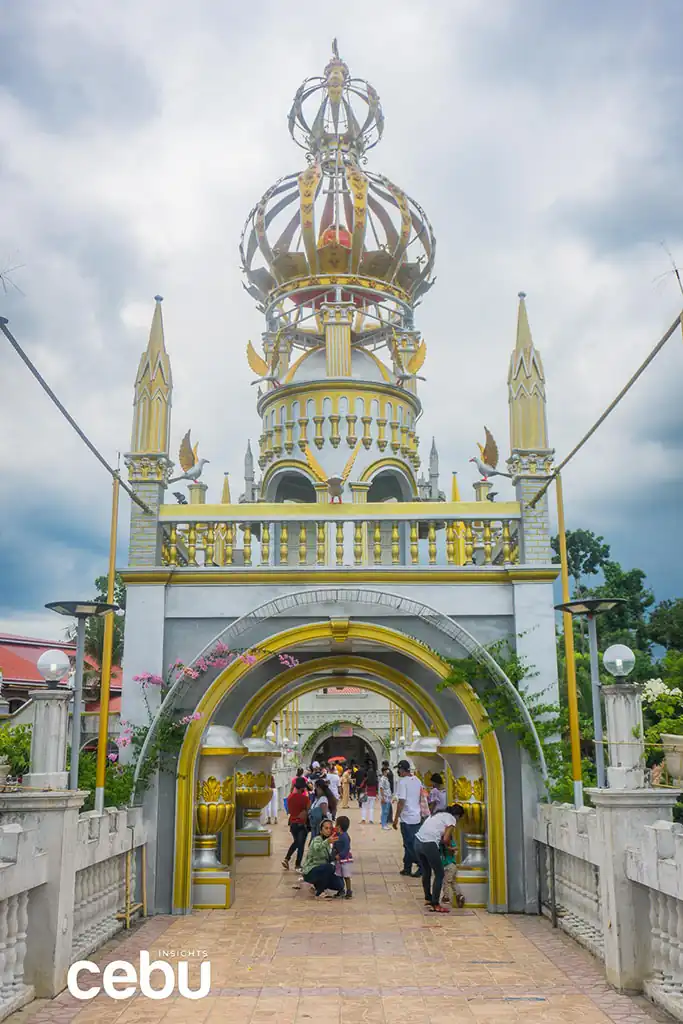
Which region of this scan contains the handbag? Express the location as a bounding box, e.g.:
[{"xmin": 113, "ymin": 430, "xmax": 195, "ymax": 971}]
[{"xmin": 419, "ymin": 787, "xmax": 430, "ymax": 819}]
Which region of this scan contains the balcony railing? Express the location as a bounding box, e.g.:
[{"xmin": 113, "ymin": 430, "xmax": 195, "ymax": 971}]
[{"xmin": 157, "ymin": 501, "xmax": 520, "ymax": 569}]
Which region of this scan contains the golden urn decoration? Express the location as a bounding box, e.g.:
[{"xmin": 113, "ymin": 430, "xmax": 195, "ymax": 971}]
[
  {"xmin": 236, "ymin": 770, "xmax": 272, "ymax": 830},
  {"xmin": 193, "ymin": 775, "xmax": 236, "ymax": 870}
]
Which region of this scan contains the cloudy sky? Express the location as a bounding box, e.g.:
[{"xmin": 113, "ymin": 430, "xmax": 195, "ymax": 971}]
[{"xmin": 1, "ymin": 0, "xmax": 682, "ymax": 641}]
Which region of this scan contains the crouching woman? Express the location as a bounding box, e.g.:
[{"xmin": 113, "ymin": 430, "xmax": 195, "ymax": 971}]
[{"xmin": 300, "ymin": 819, "xmax": 343, "ymax": 897}]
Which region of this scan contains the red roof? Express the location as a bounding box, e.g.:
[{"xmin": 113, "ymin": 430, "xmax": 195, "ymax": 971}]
[
  {"xmin": 0, "ymin": 634, "xmax": 121, "ymax": 689},
  {"xmin": 85, "ymin": 695, "xmax": 122, "ymax": 713}
]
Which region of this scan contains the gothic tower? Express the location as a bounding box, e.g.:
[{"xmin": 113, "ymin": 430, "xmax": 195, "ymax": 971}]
[
  {"xmin": 125, "ymin": 296, "xmax": 173, "ymax": 565},
  {"xmin": 507, "ymin": 293, "xmax": 553, "ymax": 563}
]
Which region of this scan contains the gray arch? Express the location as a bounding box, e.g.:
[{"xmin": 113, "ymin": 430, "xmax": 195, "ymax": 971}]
[
  {"xmin": 301, "ymin": 721, "xmax": 386, "ymax": 766},
  {"xmin": 131, "ymin": 587, "xmax": 547, "ymax": 797}
]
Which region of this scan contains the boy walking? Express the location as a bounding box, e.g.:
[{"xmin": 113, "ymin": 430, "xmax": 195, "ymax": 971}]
[{"xmin": 441, "ymin": 832, "xmax": 465, "ymax": 908}]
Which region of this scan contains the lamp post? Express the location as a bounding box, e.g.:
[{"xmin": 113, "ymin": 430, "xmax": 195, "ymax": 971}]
[
  {"xmin": 45, "ymin": 601, "xmax": 118, "ymax": 791},
  {"xmin": 555, "ymin": 598, "xmax": 626, "ymax": 788}
]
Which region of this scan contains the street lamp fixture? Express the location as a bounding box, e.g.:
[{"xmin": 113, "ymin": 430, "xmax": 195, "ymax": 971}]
[
  {"xmin": 36, "ymin": 649, "xmax": 72, "ymax": 684},
  {"xmin": 603, "ymin": 644, "xmax": 636, "ymax": 680},
  {"xmin": 555, "ymin": 597, "xmax": 626, "ymax": 789},
  {"xmin": 45, "ymin": 601, "xmax": 119, "ymax": 791}
]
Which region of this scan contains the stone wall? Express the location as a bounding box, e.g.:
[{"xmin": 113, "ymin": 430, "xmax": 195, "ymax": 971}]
[{"xmin": 0, "ymin": 800, "xmax": 147, "ymax": 1020}]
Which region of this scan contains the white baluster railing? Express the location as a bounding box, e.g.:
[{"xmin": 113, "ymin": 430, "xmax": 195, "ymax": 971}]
[
  {"xmin": 0, "ymin": 893, "xmax": 32, "ymax": 1021},
  {"xmin": 543, "ymin": 847, "xmax": 604, "ymax": 960}
]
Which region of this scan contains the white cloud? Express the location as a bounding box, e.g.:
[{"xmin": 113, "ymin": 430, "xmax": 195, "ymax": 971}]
[{"xmin": 1, "ymin": 0, "xmax": 682, "ymax": 628}]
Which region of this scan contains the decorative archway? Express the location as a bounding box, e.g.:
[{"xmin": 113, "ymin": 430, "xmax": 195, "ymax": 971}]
[
  {"xmin": 133, "ymin": 587, "xmax": 546, "ymax": 791},
  {"xmin": 172, "ymin": 619, "xmax": 507, "ymax": 912}
]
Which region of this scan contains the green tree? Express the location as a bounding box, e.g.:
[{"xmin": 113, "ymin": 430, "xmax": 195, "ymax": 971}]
[
  {"xmin": 584, "ymin": 561, "xmax": 655, "ymax": 656},
  {"xmin": 649, "ymin": 598, "xmax": 683, "ymax": 651},
  {"xmin": 67, "ymin": 572, "xmax": 126, "ymax": 667},
  {"xmin": 551, "ymin": 528, "xmax": 611, "ymax": 595}
]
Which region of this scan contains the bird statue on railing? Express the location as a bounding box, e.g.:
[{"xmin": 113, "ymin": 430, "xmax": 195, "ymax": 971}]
[
  {"xmin": 486, "ymin": 491, "xmax": 499, "ymax": 502},
  {"xmin": 303, "ymin": 441, "xmax": 362, "ymax": 503},
  {"xmin": 392, "ymin": 336, "xmax": 427, "ymax": 386},
  {"xmin": 168, "ymin": 431, "xmax": 210, "ymax": 484},
  {"xmin": 470, "ymin": 428, "xmax": 511, "ymax": 481},
  {"xmin": 246, "ymin": 338, "xmax": 281, "ymax": 388},
  {"xmin": 173, "ymin": 492, "xmax": 188, "ymax": 505}
]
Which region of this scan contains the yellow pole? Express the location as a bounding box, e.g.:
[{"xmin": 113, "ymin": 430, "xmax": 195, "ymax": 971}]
[
  {"xmin": 95, "ymin": 474, "xmax": 120, "ymax": 813},
  {"xmin": 556, "ymin": 474, "xmax": 583, "ymax": 808}
]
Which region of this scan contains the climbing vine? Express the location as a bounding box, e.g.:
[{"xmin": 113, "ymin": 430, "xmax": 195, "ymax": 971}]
[{"xmin": 437, "ymin": 636, "xmax": 595, "ymax": 803}]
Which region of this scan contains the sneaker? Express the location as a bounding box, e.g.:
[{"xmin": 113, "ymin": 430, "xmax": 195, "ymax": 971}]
[
  {"xmin": 281, "ymin": 860, "xmax": 290, "ymax": 871},
  {"xmin": 399, "ymin": 870, "xmax": 411, "ymax": 877},
  {"xmin": 345, "ymin": 891, "xmax": 353, "ymax": 899},
  {"xmin": 410, "ymin": 870, "xmax": 423, "ymax": 878}
]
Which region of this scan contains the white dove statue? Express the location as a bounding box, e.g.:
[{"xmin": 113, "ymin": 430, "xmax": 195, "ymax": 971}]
[
  {"xmin": 469, "ymin": 427, "xmax": 511, "ymax": 481},
  {"xmin": 168, "ymin": 430, "xmax": 210, "ymax": 484}
]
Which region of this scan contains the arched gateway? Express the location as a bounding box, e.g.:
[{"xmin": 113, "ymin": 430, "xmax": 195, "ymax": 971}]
[{"xmin": 120, "ymin": 44, "xmax": 559, "ymax": 921}]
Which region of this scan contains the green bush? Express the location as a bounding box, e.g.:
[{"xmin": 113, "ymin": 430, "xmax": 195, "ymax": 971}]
[
  {"xmin": 0, "ymin": 723, "xmax": 32, "ymax": 776},
  {"xmin": 76, "ymin": 753, "xmax": 135, "ymax": 812}
]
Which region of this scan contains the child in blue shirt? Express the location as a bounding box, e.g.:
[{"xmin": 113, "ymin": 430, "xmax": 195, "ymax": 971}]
[{"xmin": 330, "ymin": 815, "xmax": 353, "ymax": 899}]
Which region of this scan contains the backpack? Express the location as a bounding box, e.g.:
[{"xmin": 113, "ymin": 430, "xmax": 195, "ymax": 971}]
[{"xmin": 419, "ymin": 786, "xmax": 430, "ymax": 819}]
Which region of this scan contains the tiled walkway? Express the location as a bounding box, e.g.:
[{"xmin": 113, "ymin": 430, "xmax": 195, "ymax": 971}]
[{"xmin": 9, "ymin": 807, "xmax": 675, "ymax": 1023}]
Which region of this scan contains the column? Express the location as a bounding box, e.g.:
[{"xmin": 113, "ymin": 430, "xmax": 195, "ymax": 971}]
[
  {"xmin": 321, "ymin": 303, "xmax": 354, "ymax": 378},
  {"xmin": 23, "ymin": 691, "xmax": 71, "ymax": 790}
]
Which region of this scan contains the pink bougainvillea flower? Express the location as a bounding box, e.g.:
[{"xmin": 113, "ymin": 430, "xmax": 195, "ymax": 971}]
[
  {"xmin": 107, "ymin": 753, "xmax": 118, "ymax": 762},
  {"xmin": 238, "ymin": 652, "xmax": 258, "ymax": 666},
  {"xmin": 278, "ymin": 654, "xmax": 299, "ymax": 668},
  {"xmin": 213, "ymin": 641, "xmax": 230, "ymax": 655}
]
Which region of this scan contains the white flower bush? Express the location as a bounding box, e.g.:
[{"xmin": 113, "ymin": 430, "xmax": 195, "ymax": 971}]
[{"xmin": 642, "ymin": 678, "xmax": 683, "ymax": 704}]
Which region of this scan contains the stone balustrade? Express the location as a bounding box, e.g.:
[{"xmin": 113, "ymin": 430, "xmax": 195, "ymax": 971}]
[
  {"xmin": 0, "ymin": 822, "xmax": 46, "ymax": 1021},
  {"xmin": 624, "ymin": 819, "xmax": 683, "ymax": 1018},
  {"xmin": 534, "ymin": 804, "xmax": 604, "ymax": 959},
  {"xmin": 0, "ymin": 799, "xmax": 147, "ymax": 1020},
  {"xmin": 535, "ymin": 801, "xmax": 683, "ymax": 1019},
  {"xmin": 157, "ymin": 500, "xmax": 521, "ymax": 569}
]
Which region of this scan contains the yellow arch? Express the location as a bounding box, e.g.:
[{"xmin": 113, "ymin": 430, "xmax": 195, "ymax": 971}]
[
  {"xmin": 173, "ymin": 620, "xmax": 506, "ymax": 911},
  {"xmin": 261, "ymin": 458, "xmax": 318, "ymax": 495},
  {"xmin": 359, "ymin": 457, "xmax": 417, "ymax": 493},
  {"xmin": 236, "ymin": 655, "xmax": 443, "ymax": 737},
  {"xmin": 250, "ymin": 675, "xmax": 430, "ymax": 739}
]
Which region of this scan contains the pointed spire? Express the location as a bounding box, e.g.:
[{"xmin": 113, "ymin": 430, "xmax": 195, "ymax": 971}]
[
  {"xmin": 244, "ymin": 440, "xmax": 255, "ymax": 502},
  {"xmin": 508, "ymin": 292, "xmax": 549, "ymax": 453},
  {"xmin": 148, "ymin": 295, "xmax": 166, "ymax": 354},
  {"xmin": 428, "ymin": 438, "xmax": 439, "ymax": 499},
  {"xmin": 514, "ymin": 292, "xmax": 533, "ymax": 352},
  {"xmin": 451, "ymin": 472, "xmax": 461, "ymax": 502},
  {"xmin": 221, "ymin": 473, "xmax": 231, "ymax": 503},
  {"xmin": 130, "ymin": 295, "xmax": 173, "ymax": 454}
]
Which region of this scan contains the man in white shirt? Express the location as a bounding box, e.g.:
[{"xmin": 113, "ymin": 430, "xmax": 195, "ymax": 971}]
[
  {"xmin": 392, "ymin": 760, "xmax": 423, "ymax": 877},
  {"xmin": 325, "ymin": 766, "xmax": 341, "ymax": 801}
]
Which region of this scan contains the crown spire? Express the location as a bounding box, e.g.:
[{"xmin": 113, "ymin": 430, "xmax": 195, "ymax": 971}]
[
  {"xmin": 508, "ymin": 292, "xmax": 549, "ymax": 452},
  {"xmin": 130, "ymin": 296, "xmax": 172, "ymax": 454}
]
